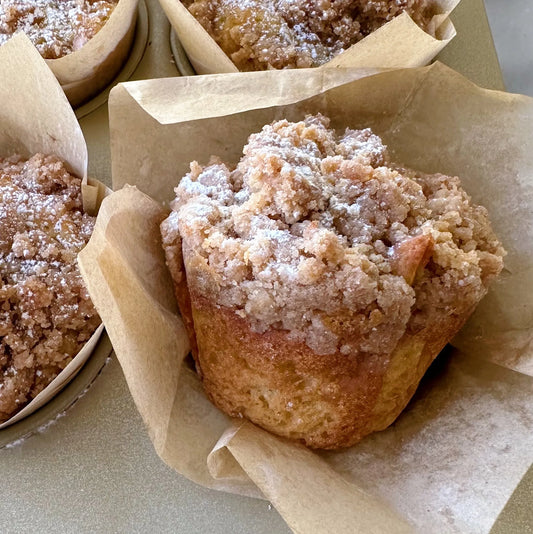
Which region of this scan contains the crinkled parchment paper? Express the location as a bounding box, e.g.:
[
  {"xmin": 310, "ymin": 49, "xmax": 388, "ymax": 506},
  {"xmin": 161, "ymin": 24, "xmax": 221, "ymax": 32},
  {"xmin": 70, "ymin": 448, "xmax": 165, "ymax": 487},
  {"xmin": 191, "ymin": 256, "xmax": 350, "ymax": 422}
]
[
  {"xmin": 157, "ymin": 0, "xmax": 459, "ymax": 74},
  {"xmin": 44, "ymin": 0, "xmax": 138, "ymax": 107},
  {"xmin": 0, "ymin": 34, "xmax": 105, "ymax": 429},
  {"xmin": 80, "ymin": 63, "xmax": 533, "ymax": 533}
]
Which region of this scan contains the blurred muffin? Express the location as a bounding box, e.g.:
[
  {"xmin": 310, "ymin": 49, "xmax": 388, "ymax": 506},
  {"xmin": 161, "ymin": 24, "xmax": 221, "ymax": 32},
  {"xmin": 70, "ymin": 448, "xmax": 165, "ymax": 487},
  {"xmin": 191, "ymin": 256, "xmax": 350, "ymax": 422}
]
[
  {"xmin": 161, "ymin": 114, "xmax": 504, "ymax": 449},
  {"xmin": 183, "ymin": 0, "xmax": 437, "ymax": 70},
  {"xmin": 0, "ymin": 0, "xmax": 118, "ymax": 59},
  {"xmin": 0, "ymin": 153, "xmax": 100, "ymax": 423}
]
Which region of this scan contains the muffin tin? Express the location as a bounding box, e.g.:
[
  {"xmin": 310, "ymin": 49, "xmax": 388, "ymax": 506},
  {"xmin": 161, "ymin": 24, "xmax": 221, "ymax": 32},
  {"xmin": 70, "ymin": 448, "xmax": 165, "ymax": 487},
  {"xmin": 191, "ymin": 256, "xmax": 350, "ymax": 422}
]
[{"xmin": 0, "ymin": 0, "xmax": 528, "ymax": 532}]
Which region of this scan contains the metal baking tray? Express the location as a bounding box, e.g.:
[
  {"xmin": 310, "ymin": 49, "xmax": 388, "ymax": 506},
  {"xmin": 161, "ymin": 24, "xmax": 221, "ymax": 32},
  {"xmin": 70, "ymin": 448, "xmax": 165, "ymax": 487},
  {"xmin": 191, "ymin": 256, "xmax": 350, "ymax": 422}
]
[{"xmin": 0, "ymin": 0, "xmax": 528, "ymax": 532}]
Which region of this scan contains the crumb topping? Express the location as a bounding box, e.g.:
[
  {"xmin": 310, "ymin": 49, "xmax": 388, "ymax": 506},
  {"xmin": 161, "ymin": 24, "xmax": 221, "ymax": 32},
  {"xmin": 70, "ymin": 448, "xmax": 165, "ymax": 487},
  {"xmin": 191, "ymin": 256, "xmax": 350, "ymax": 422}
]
[
  {"xmin": 0, "ymin": 153, "xmax": 100, "ymax": 423},
  {"xmin": 161, "ymin": 115, "xmax": 504, "ymax": 356},
  {"xmin": 0, "ymin": 0, "xmax": 118, "ymax": 59},
  {"xmin": 183, "ymin": 0, "xmax": 437, "ymax": 70}
]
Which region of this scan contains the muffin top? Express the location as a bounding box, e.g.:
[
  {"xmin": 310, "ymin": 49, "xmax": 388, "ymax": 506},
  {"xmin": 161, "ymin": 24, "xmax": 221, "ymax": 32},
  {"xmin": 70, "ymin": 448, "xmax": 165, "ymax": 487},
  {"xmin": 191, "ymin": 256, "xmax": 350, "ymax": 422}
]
[
  {"xmin": 0, "ymin": 153, "xmax": 100, "ymax": 422},
  {"xmin": 0, "ymin": 0, "xmax": 118, "ymax": 59},
  {"xmin": 161, "ymin": 115, "xmax": 504, "ymax": 356},
  {"xmin": 184, "ymin": 0, "xmax": 437, "ymax": 70}
]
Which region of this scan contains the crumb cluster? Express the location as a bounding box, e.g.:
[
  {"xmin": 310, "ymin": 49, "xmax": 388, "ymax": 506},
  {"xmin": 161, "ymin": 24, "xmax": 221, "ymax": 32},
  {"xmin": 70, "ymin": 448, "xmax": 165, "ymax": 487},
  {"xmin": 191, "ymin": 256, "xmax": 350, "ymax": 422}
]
[
  {"xmin": 184, "ymin": 0, "xmax": 437, "ymax": 70},
  {"xmin": 0, "ymin": 0, "xmax": 118, "ymax": 59},
  {"xmin": 0, "ymin": 154, "xmax": 100, "ymax": 423},
  {"xmin": 161, "ymin": 115, "xmax": 504, "ymax": 357}
]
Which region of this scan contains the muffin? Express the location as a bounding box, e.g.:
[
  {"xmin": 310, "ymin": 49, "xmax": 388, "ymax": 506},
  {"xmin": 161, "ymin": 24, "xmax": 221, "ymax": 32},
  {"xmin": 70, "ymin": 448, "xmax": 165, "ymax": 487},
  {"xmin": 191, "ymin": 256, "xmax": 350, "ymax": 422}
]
[
  {"xmin": 183, "ymin": 0, "xmax": 437, "ymax": 70},
  {"xmin": 0, "ymin": 0, "xmax": 119, "ymax": 59},
  {"xmin": 160, "ymin": 114, "xmax": 504, "ymax": 449},
  {"xmin": 0, "ymin": 153, "xmax": 101, "ymax": 423}
]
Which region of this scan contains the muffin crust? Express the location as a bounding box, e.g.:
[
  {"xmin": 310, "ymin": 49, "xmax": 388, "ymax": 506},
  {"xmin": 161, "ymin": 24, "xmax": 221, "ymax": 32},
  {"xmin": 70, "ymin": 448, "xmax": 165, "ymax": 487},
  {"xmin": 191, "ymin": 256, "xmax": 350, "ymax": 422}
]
[
  {"xmin": 0, "ymin": 153, "xmax": 100, "ymax": 422},
  {"xmin": 161, "ymin": 114, "xmax": 504, "ymax": 448},
  {"xmin": 184, "ymin": 0, "xmax": 437, "ymax": 70},
  {"xmin": 0, "ymin": 0, "xmax": 118, "ymax": 59}
]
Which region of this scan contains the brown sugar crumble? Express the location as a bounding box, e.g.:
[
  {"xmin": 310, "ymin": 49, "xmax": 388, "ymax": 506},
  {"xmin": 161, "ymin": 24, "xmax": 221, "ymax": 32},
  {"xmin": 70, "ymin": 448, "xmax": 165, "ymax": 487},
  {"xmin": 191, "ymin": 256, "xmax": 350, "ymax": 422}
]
[
  {"xmin": 0, "ymin": 0, "xmax": 118, "ymax": 59},
  {"xmin": 183, "ymin": 0, "xmax": 438, "ymax": 70},
  {"xmin": 161, "ymin": 114, "xmax": 505, "ymax": 357},
  {"xmin": 0, "ymin": 153, "xmax": 100, "ymax": 423}
]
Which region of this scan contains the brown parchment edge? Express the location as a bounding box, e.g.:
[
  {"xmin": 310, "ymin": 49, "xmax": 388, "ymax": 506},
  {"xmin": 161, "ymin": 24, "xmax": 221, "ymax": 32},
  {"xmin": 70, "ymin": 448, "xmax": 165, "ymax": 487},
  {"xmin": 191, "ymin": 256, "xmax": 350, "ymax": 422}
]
[{"xmin": 44, "ymin": 0, "xmax": 138, "ymax": 107}]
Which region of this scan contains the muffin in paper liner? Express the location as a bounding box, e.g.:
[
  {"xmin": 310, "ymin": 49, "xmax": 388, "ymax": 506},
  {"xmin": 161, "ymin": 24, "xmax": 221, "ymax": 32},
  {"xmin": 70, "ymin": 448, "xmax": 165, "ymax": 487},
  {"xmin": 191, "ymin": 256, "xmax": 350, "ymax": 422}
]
[
  {"xmin": 158, "ymin": 0, "xmax": 459, "ymax": 74},
  {"xmin": 0, "ymin": 34, "xmax": 106, "ymax": 428},
  {"xmin": 75, "ymin": 64, "xmax": 533, "ymax": 533},
  {"xmin": 0, "ymin": 0, "xmax": 138, "ymax": 107},
  {"xmin": 159, "ymin": 114, "xmax": 504, "ymax": 449}
]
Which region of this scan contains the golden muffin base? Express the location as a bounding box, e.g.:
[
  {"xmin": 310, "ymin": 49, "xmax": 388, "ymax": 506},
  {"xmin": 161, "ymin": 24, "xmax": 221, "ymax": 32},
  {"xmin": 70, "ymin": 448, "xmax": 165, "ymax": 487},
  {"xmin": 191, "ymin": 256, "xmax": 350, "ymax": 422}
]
[{"xmin": 177, "ymin": 287, "xmax": 470, "ymax": 450}]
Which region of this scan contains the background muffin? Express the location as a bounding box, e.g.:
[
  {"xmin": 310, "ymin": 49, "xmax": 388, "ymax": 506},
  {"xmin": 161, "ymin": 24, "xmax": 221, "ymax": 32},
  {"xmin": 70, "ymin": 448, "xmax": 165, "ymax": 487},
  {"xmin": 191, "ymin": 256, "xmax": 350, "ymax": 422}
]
[
  {"xmin": 0, "ymin": 0, "xmax": 119, "ymax": 59},
  {"xmin": 183, "ymin": 0, "xmax": 437, "ymax": 70},
  {"xmin": 0, "ymin": 153, "xmax": 100, "ymax": 423}
]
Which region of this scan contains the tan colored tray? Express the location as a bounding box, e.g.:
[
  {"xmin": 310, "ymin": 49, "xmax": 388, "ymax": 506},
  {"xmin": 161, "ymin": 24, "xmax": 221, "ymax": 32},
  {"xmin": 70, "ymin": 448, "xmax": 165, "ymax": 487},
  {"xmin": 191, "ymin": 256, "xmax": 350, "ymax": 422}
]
[{"xmin": 0, "ymin": 0, "xmax": 529, "ymax": 532}]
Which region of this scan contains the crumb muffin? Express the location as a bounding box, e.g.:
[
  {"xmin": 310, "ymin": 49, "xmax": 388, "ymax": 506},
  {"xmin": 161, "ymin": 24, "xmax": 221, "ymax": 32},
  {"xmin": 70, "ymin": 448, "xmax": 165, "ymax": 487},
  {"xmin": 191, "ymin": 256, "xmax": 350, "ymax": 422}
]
[
  {"xmin": 0, "ymin": 0, "xmax": 118, "ymax": 59},
  {"xmin": 0, "ymin": 153, "xmax": 100, "ymax": 423},
  {"xmin": 161, "ymin": 114, "xmax": 504, "ymax": 449},
  {"xmin": 183, "ymin": 0, "xmax": 437, "ymax": 70}
]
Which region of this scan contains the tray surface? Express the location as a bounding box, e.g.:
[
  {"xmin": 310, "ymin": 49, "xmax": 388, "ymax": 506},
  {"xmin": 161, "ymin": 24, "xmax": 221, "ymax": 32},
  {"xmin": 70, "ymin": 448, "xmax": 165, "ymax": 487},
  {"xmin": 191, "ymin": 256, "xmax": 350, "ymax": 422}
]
[{"xmin": 0, "ymin": 0, "xmax": 530, "ymax": 532}]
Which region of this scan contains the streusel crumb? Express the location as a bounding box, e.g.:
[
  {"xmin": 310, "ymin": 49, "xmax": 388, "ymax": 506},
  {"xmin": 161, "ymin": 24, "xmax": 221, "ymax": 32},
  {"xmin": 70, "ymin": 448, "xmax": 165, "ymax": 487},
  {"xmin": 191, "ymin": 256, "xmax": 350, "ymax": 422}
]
[
  {"xmin": 0, "ymin": 153, "xmax": 100, "ymax": 423},
  {"xmin": 161, "ymin": 114, "xmax": 504, "ymax": 357},
  {"xmin": 184, "ymin": 0, "xmax": 437, "ymax": 70},
  {"xmin": 0, "ymin": 0, "xmax": 118, "ymax": 59}
]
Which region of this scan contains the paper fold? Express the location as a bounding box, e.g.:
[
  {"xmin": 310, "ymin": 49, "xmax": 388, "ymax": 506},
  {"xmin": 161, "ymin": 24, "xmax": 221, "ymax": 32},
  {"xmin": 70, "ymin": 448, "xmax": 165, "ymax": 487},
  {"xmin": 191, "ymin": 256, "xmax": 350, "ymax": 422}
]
[
  {"xmin": 0, "ymin": 34, "xmax": 87, "ymax": 178},
  {"xmin": 215, "ymin": 422, "xmax": 414, "ymax": 534}
]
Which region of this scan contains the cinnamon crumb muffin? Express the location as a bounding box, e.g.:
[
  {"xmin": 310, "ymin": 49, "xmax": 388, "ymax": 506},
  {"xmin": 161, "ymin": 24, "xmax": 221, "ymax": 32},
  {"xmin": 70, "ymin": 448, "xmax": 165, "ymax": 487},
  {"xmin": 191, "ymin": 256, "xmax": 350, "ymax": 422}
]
[
  {"xmin": 0, "ymin": 0, "xmax": 118, "ymax": 59},
  {"xmin": 0, "ymin": 153, "xmax": 100, "ymax": 423},
  {"xmin": 161, "ymin": 114, "xmax": 504, "ymax": 449},
  {"xmin": 183, "ymin": 0, "xmax": 437, "ymax": 70}
]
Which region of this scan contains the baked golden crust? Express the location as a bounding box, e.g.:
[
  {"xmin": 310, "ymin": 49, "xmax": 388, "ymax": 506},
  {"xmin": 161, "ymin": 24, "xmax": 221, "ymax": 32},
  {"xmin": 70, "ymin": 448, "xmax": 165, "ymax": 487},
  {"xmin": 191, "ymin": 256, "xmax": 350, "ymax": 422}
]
[
  {"xmin": 161, "ymin": 115, "xmax": 505, "ymax": 449},
  {"xmin": 166, "ymin": 266, "xmax": 476, "ymax": 449}
]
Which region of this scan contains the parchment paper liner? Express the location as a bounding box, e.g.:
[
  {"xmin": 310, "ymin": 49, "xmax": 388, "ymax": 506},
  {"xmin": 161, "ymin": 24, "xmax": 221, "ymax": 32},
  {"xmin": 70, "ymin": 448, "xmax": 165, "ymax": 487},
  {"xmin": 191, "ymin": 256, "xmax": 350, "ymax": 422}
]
[
  {"xmin": 81, "ymin": 64, "xmax": 533, "ymax": 533},
  {"xmin": 43, "ymin": 0, "xmax": 138, "ymax": 107},
  {"xmin": 157, "ymin": 0, "xmax": 459, "ymax": 74},
  {"xmin": 0, "ymin": 34, "xmax": 105, "ymax": 429}
]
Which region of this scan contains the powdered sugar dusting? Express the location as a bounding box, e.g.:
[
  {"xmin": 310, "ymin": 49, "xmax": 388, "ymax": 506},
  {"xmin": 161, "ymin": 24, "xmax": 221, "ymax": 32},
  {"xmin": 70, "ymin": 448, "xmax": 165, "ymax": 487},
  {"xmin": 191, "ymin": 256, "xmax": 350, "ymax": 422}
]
[
  {"xmin": 0, "ymin": 0, "xmax": 118, "ymax": 59},
  {"xmin": 161, "ymin": 114, "xmax": 505, "ymax": 357},
  {"xmin": 184, "ymin": 0, "xmax": 438, "ymax": 70},
  {"xmin": 0, "ymin": 153, "xmax": 100, "ymax": 423}
]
